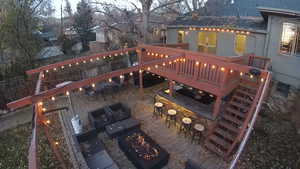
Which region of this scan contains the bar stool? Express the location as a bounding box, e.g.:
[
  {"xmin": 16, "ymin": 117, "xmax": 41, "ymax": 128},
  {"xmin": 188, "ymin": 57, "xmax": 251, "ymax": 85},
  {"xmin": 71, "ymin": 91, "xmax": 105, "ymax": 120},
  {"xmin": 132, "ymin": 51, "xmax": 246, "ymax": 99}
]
[
  {"xmin": 180, "ymin": 117, "xmax": 192, "ymax": 137},
  {"xmin": 166, "ymin": 109, "xmax": 177, "ymax": 128},
  {"xmin": 153, "ymin": 102, "xmax": 163, "ymax": 119},
  {"xmin": 191, "ymin": 123, "xmax": 205, "ymax": 144}
]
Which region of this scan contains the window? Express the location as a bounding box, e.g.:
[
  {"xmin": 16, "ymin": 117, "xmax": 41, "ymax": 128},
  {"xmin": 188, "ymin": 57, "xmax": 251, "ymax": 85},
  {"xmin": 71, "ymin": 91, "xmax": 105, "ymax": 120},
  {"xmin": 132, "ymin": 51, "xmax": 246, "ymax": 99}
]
[
  {"xmin": 198, "ymin": 32, "xmax": 217, "ymax": 54},
  {"xmin": 235, "ymin": 34, "xmax": 247, "ymax": 55},
  {"xmin": 177, "ymin": 30, "xmax": 185, "ymax": 43},
  {"xmin": 280, "ymin": 23, "xmax": 300, "ymax": 56}
]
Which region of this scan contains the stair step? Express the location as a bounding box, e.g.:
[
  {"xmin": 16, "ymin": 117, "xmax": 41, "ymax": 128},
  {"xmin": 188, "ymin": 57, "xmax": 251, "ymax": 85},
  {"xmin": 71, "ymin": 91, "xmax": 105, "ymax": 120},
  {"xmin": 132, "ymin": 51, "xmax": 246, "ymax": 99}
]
[
  {"xmin": 233, "ymin": 95, "xmax": 252, "ymax": 105},
  {"xmin": 226, "ymin": 107, "xmax": 246, "ymax": 118},
  {"xmin": 209, "ymin": 135, "xmax": 231, "ymax": 149},
  {"xmin": 230, "ymin": 102, "xmax": 249, "ymax": 111},
  {"xmin": 219, "ymin": 121, "xmax": 240, "ymax": 133},
  {"xmin": 239, "ymin": 84, "xmax": 257, "ymax": 94},
  {"xmin": 221, "ymin": 113, "xmax": 244, "ymax": 125},
  {"xmin": 236, "ymin": 89, "xmax": 255, "ymax": 98},
  {"xmin": 205, "ymin": 140, "xmax": 226, "ymax": 157},
  {"xmin": 214, "ymin": 127, "xmax": 236, "ymax": 141}
]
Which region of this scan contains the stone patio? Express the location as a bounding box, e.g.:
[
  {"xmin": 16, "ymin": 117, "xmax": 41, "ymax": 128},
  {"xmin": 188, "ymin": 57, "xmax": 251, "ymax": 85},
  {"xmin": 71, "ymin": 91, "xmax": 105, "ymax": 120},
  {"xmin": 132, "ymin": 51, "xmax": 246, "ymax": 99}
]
[{"xmin": 54, "ymin": 83, "xmax": 229, "ymax": 169}]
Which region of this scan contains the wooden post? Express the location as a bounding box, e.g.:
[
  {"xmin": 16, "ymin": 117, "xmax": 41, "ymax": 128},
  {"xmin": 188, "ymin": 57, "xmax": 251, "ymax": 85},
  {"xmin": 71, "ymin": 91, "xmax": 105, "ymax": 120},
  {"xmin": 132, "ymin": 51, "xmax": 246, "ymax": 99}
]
[
  {"xmin": 169, "ymin": 80, "xmax": 174, "ymax": 97},
  {"xmin": 137, "ymin": 48, "xmax": 144, "ymax": 98},
  {"xmin": 212, "ymin": 95, "xmax": 222, "ymax": 118}
]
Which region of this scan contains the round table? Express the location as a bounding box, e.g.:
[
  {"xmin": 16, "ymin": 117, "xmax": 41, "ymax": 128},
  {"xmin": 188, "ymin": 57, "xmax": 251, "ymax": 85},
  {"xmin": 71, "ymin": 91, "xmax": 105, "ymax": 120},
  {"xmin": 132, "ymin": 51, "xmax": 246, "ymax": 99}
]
[
  {"xmin": 154, "ymin": 102, "xmax": 164, "ymax": 118},
  {"xmin": 167, "ymin": 109, "xmax": 177, "ymax": 116}
]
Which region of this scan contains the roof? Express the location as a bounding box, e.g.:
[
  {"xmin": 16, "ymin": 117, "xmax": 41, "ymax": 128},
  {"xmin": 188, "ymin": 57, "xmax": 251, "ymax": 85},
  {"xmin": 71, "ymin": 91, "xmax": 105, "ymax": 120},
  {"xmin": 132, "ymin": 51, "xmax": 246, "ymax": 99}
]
[
  {"xmin": 169, "ymin": 16, "xmax": 267, "ymax": 32},
  {"xmin": 222, "ymin": 0, "xmax": 300, "ymax": 17}
]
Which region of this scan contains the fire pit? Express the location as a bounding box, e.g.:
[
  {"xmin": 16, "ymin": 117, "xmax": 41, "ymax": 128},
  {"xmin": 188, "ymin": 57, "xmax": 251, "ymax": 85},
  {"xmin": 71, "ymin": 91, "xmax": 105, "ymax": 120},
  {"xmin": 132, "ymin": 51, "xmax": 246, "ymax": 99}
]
[{"xmin": 118, "ymin": 129, "xmax": 169, "ymax": 169}]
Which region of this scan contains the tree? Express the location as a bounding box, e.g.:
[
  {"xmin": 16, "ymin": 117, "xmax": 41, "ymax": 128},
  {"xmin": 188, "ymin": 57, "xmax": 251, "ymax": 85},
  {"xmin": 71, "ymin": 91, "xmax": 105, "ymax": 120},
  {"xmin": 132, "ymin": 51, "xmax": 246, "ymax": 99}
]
[
  {"xmin": 64, "ymin": 0, "xmax": 72, "ymax": 17},
  {"xmin": 73, "ymin": 0, "xmax": 94, "ymax": 52}
]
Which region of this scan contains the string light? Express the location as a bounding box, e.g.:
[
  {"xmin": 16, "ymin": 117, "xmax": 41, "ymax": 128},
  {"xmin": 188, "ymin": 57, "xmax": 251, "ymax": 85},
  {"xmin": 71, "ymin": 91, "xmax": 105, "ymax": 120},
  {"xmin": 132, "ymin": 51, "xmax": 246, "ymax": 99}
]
[
  {"xmin": 46, "ymin": 120, "xmax": 51, "ymax": 124},
  {"xmin": 147, "ymin": 67, "xmax": 151, "ymax": 71},
  {"xmin": 76, "ymin": 62, "xmax": 79, "ymax": 65},
  {"xmin": 155, "ymin": 53, "xmax": 158, "ymax": 56},
  {"xmin": 96, "ymin": 57, "xmax": 99, "ymax": 60},
  {"xmin": 204, "ymin": 63, "xmax": 207, "ymax": 67},
  {"xmin": 109, "ymin": 55, "xmax": 112, "ymax": 58},
  {"xmin": 55, "ymin": 141, "xmax": 59, "ymax": 146},
  {"xmin": 196, "ymin": 61, "xmax": 199, "ymax": 66},
  {"xmin": 261, "ymin": 78, "xmax": 264, "ymax": 82},
  {"xmin": 90, "ymin": 58, "xmax": 93, "ymax": 62},
  {"xmin": 212, "ymin": 65, "xmax": 216, "ymax": 69},
  {"xmin": 46, "ymin": 70, "xmax": 49, "ymax": 73},
  {"xmin": 230, "ymin": 69, "xmax": 234, "ymax": 73},
  {"xmin": 79, "ymin": 87, "xmax": 83, "ymax": 91},
  {"xmin": 169, "ymin": 61, "xmax": 172, "ymax": 65},
  {"xmin": 163, "ymin": 62, "xmax": 166, "ymax": 66},
  {"xmin": 240, "ymin": 72, "xmax": 243, "ymax": 76},
  {"xmin": 139, "ymin": 69, "xmax": 143, "ymax": 73},
  {"xmin": 221, "ymin": 67, "xmax": 225, "ymax": 72},
  {"xmin": 92, "ymin": 83, "xmax": 96, "ymax": 88},
  {"xmin": 66, "ymin": 91, "xmax": 70, "ymax": 96},
  {"xmin": 114, "ymin": 53, "xmax": 118, "ymax": 56},
  {"xmin": 250, "ymin": 75, "xmax": 254, "ymax": 79},
  {"xmin": 69, "ymin": 64, "xmax": 72, "ymax": 67},
  {"xmin": 129, "ymin": 72, "xmax": 133, "ymax": 76},
  {"xmin": 38, "ymin": 102, "xmax": 43, "ymax": 106},
  {"xmin": 165, "ymin": 55, "xmax": 169, "ymax": 58},
  {"xmin": 61, "ymin": 66, "xmax": 64, "ymax": 69},
  {"xmin": 120, "ymin": 75, "xmax": 124, "ymax": 79},
  {"xmin": 83, "ymin": 60, "xmax": 86, "ymax": 63},
  {"xmin": 155, "ymin": 65, "xmax": 158, "ymax": 68},
  {"xmin": 160, "ymin": 54, "xmax": 164, "ymax": 58},
  {"xmin": 103, "ymin": 56, "xmax": 106, "ymax": 59},
  {"xmin": 53, "ymin": 68, "xmax": 57, "ymax": 71},
  {"xmin": 51, "ymin": 96, "xmax": 55, "ymax": 101},
  {"xmin": 42, "ymin": 108, "xmax": 46, "ymax": 112},
  {"xmin": 109, "ymin": 78, "xmax": 112, "ymax": 82},
  {"xmin": 147, "ymin": 52, "xmax": 150, "ymax": 55},
  {"xmin": 151, "ymin": 53, "xmax": 154, "ymax": 56}
]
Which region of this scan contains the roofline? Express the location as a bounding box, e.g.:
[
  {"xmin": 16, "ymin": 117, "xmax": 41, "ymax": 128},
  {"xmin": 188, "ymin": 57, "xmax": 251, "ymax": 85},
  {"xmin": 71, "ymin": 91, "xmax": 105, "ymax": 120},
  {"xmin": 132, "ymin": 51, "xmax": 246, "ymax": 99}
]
[
  {"xmin": 258, "ymin": 6, "xmax": 300, "ymax": 20},
  {"xmin": 166, "ymin": 25, "xmax": 267, "ymax": 34}
]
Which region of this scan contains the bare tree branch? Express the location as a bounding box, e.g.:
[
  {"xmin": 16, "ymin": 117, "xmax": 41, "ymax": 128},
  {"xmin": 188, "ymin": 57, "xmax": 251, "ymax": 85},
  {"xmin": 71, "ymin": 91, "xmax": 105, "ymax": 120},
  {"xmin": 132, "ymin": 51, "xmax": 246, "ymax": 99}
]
[{"xmin": 150, "ymin": 0, "xmax": 183, "ymax": 13}]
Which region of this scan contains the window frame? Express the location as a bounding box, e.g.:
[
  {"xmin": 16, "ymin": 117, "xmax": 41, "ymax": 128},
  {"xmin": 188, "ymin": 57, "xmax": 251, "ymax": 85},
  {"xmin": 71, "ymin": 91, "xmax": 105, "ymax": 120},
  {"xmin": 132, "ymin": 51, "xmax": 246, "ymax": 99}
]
[
  {"xmin": 234, "ymin": 34, "xmax": 247, "ymax": 55},
  {"xmin": 279, "ymin": 22, "xmax": 300, "ymax": 57},
  {"xmin": 197, "ymin": 31, "xmax": 217, "ymax": 54},
  {"xmin": 177, "ymin": 30, "xmax": 185, "ymax": 43}
]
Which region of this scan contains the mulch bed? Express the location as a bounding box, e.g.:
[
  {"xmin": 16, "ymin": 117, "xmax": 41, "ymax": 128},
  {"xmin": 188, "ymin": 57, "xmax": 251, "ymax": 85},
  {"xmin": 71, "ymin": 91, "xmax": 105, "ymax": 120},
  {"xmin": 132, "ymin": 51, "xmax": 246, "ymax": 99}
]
[{"xmin": 237, "ymin": 106, "xmax": 300, "ymax": 169}]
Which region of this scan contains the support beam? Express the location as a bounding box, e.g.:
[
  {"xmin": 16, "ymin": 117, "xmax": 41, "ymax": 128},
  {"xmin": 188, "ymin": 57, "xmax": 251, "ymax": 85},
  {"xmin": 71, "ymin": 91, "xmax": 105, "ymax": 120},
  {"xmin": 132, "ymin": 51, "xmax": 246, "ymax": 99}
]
[
  {"xmin": 168, "ymin": 80, "xmax": 174, "ymax": 97},
  {"xmin": 212, "ymin": 96, "xmax": 222, "ymax": 118}
]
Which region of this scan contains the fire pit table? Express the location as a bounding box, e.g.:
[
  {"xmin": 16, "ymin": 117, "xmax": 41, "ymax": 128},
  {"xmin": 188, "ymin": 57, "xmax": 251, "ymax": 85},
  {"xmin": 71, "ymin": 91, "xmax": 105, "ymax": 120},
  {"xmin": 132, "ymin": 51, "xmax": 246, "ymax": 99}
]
[{"xmin": 118, "ymin": 129, "xmax": 169, "ymax": 169}]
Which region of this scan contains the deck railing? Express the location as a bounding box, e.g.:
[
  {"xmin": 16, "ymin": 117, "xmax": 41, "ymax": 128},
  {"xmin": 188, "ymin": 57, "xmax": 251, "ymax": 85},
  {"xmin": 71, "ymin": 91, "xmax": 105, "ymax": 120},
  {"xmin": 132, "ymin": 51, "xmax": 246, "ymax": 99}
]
[{"xmin": 247, "ymin": 54, "xmax": 271, "ymax": 70}]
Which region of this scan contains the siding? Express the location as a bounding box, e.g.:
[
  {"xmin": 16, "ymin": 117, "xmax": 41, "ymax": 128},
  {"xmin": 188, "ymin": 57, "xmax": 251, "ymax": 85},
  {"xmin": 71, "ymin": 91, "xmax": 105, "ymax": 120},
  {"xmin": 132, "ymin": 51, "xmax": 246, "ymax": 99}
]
[{"xmin": 266, "ymin": 15, "xmax": 300, "ymax": 87}]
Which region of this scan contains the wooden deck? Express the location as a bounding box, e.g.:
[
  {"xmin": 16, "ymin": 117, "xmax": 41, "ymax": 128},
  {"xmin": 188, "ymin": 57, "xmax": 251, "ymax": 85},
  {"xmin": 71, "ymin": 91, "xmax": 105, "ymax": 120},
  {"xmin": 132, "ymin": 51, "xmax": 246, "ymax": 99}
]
[{"xmin": 55, "ymin": 83, "xmax": 228, "ymax": 169}]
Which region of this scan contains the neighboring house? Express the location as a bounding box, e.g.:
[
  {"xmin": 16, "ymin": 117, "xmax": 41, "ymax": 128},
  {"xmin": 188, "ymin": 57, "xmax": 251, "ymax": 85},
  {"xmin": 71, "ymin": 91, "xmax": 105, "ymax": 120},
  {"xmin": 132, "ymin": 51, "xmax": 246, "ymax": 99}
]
[
  {"xmin": 37, "ymin": 46, "xmax": 64, "ymax": 60},
  {"xmin": 166, "ymin": 0, "xmax": 300, "ymax": 90}
]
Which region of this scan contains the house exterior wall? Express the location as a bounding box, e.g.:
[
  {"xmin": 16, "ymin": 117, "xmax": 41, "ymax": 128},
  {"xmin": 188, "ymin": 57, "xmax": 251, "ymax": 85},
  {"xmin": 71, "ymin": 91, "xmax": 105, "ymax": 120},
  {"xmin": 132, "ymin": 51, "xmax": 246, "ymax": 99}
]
[
  {"xmin": 266, "ymin": 15, "xmax": 300, "ymax": 87},
  {"xmin": 166, "ymin": 27, "xmax": 266, "ymax": 57}
]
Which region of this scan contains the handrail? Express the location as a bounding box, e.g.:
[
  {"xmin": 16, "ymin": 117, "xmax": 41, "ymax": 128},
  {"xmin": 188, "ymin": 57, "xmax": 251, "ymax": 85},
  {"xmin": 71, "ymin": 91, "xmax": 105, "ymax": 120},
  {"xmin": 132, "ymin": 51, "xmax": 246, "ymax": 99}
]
[{"xmin": 228, "ymin": 71, "xmax": 272, "ymax": 169}]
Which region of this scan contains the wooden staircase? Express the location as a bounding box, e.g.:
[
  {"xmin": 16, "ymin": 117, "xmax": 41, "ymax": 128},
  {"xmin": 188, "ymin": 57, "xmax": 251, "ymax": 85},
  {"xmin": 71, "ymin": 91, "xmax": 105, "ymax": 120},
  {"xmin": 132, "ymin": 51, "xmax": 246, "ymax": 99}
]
[{"xmin": 205, "ymin": 78, "xmax": 261, "ymax": 159}]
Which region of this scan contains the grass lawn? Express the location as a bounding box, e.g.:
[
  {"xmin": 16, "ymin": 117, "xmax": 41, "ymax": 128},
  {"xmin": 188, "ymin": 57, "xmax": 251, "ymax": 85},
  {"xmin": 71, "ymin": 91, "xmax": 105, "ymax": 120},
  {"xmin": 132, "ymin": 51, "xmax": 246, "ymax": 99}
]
[{"xmin": 0, "ymin": 123, "xmax": 31, "ymax": 169}]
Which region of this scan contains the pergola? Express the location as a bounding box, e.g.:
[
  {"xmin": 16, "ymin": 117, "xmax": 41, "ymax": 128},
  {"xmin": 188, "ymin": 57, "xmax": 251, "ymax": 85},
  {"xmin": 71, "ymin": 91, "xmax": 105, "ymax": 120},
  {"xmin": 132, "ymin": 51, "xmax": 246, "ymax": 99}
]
[{"xmin": 6, "ymin": 44, "xmax": 271, "ymax": 169}]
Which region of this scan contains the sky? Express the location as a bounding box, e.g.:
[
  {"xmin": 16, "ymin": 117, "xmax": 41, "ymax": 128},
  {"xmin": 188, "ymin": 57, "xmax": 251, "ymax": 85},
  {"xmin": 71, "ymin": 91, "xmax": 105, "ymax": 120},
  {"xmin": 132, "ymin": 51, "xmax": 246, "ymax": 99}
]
[{"xmin": 53, "ymin": 0, "xmax": 139, "ymax": 18}]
